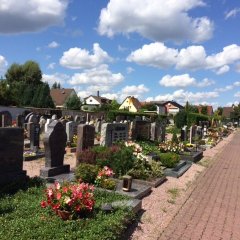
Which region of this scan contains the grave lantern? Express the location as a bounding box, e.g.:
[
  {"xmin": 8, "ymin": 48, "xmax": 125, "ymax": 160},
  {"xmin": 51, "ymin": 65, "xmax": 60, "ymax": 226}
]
[{"xmin": 122, "ymin": 175, "xmax": 132, "ymax": 192}]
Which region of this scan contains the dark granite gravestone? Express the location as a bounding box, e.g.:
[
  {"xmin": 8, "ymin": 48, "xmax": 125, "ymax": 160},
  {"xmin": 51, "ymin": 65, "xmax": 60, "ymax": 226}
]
[
  {"xmin": 180, "ymin": 126, "xmax": 188, "ymax": 141},
  {"xmin": 80, "ymin": 116, "xmax": 86, "ymax": 124},
  {"xmin": 0, "ymin": 111, "xmax": 12, "ymax": 127},
  {"xmin": 0, "ymin": 128, "xmax": 27, "ymax": 187},
  {"xmin": 76, "ymin": 124, "xmax": 95, "ymax": 152},
  {"xmin": 28, "ymin": 114, "xmax": 38, "ymax": 124},
  {"xmin": 16, "ymin": 114, "xmax": 25, "ymax": 128},
  {"xmin": 131, "ymin": 120, "xmax": 151, "ymax": 140},
  {"xmin": 40, "ymin": 121, "xmax": 70, "ymax": 177},
  {"xmin": 60, "ymin": 119, "xmax": 68, "ymax": 130},
  {"xmin": 29, "ymin": 123, "xmax": 40, "ymax": 152},
  {"xmin": 100, "ymin": 123, "xmax": 128, "ymax": 146}
]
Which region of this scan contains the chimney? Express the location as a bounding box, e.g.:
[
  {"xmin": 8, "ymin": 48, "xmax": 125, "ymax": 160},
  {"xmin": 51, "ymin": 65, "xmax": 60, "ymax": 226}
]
[{"xmin": 97, "ymin": 91, "xmax": 100, "ymax": 97}]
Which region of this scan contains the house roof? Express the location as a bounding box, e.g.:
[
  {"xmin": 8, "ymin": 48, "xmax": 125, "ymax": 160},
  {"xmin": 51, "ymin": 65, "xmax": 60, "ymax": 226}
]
[
  {"xmin": 150, "ymin": 101, "xmax": 184, "ymax": 109},
  {"xmin": 121, "ymin": 96, "xmax": 142, "ymax": 110},
  {"xmin": 222, "ymin": 107, "xmax": 233, "ymax": 118},
  {"xmin": 84, "ymin": 95, "xmax": 112, "ymax": 104},
  {"xmin": 50, "ymin": 88, "xmax": 76, "ymax": 106},
  {"xmin": 197, "ymin": 105, "xmax": 213, "ymax": 116}
]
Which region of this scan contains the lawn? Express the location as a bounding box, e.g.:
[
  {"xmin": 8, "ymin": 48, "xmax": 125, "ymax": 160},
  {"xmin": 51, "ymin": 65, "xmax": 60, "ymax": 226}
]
[{"xmin": 0, "ymin": 179, "xmax": 134, "ymax": 240}]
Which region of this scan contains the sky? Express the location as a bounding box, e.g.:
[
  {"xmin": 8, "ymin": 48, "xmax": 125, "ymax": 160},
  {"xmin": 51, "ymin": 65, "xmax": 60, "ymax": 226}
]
[{"xmin": 0, "ymin": 0, "xmax": 240, "ymax": 108}]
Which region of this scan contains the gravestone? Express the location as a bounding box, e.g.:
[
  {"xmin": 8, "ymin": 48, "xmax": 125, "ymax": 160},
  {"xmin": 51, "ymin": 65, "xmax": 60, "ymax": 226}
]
[
  {"xmin": 29, "ymin": 123, "xmax": 40, "ymax": 152},
  {"xmin": 196, "ymin": 126, "xmax": 203, "ymax": 139},
  {"xmin": 95, "ymin": 119, "xmax": 102, "ymax": 133},
  {"xmin": 74, "ymin": 115, "xmax": 81, "ymax": 123},
  {"xmin": 100, "ymin": 123, "xmax": 128, "ymax": 147},
  {"xmin": 180, "ymin": 126, "xmax": 188, "ymax": 141},
  {"xmin": 16, "ymin": 114, "xmax": 25, "ymax": 128},
  {"xmin": 132, "ymin": 120, "xmax": 151, "ymax": 140},
  {"xmin": 39, "ymin": 117, "xmax": 46, "ymax": 133},
  {"xmin": 40, "ymin": 121, "xmax": 69, "ymax": 177},
  {"xmin": 45, "ymin": 119, "xmax": 53, "ymax": 132},
  {"xmin": 60, "ymin": 119, "xmax": 68, "ymax": 130},
  {"xmin": 66, "ymin": 121, "xmax": 78, "ymax": 143},
  {"xmin": 151, "ymin": 122, "xmax": 162, "ymax": 142},
  {"xmin": 76, "ymin": 124, "xmax": 95, "ymax": 152},
  {"xmin": 25, "ymin": 112, "xmax": 33, "ymax": 122},
  {"xmin": 0, "ymin": 128, "xmax": 27, "ymax": 187},
  {"xmin": 0, "ymin": 111, "xmax": 12, "ymax": 127},
  {"xmin": 80, "ymin": 116, "xmax": 86, "ymax": 124},
  {"xmin": 28, "ymin": 114, "xmax": 38, "ymax": 124},
  {"xmin": 51, "ymin": 114, "xmax": 58, "ymax": 120}
]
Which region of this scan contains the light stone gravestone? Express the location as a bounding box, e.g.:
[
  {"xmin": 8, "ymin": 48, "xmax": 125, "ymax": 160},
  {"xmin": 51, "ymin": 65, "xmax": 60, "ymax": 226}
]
[
  {"xmin": 51, "ymin": 114, "xmax": 58, "ymax": 120},
  {"xmin": 66, "ymin": 121, "xmax": 77, "ymax": 143},
  {"xmin": 40, "ymin": 121, "xmax": 69, "ymax": 177},
  {"xmin": 45, "ymin": 119, "xmax": 53, "ymax": 132},
  {"xmin": 100, "ymin": 123, "xmax": 128, "ymax": 147}
]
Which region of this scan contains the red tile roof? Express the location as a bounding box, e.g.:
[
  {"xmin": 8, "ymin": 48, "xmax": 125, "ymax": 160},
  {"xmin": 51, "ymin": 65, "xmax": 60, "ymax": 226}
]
[{"xmin": 50, "ymin": 88, "xmax": 76, "ymax": 107}]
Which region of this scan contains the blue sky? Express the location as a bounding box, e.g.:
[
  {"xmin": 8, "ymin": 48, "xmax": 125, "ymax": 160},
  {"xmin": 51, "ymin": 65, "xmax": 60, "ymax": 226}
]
[{"xmin": 0, "ymin": 0, "xmax": 240, "ymax": 108}]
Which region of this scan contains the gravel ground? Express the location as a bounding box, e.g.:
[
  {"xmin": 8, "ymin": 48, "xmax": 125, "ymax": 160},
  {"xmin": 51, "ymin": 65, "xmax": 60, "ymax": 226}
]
[{"xmin": 23, "ymin": 133, "xmax": 235, "ymax": 240}]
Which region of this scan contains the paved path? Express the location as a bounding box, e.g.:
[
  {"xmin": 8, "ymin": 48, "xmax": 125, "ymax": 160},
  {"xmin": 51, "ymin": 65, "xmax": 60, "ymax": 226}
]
[{"xmin": 160, "ymin": 131, "xmax": 240, "ymax": 240}]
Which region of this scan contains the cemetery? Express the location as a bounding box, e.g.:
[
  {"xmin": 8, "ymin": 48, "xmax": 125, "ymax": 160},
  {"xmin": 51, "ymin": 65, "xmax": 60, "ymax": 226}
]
[{"xmin": 0, "ymin": 108, "xmax": 237, "ymax": 239}]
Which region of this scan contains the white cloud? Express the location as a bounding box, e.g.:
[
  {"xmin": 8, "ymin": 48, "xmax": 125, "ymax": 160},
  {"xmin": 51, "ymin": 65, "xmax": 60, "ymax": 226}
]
[
  {"xmin": 127, "ymin": 43, "xmax": 240, "ymax": 74},
  {"xmin": 0, "ymin": 55, "xmax": 8, "ymax": 73},
  {"xmin": 215, "ymin": 65, "xmax": 230, "ymax": 75},
  {"xmin": 234, "ymin": 92, "xmax": 240, "ymax": 98},
  {"xmin": 60, "ymin": 43, "xmax": 112, "ymax": 69},
  {"xmin": 225, "ymin": 8, "xmax": 240, "ymax": 20},
  {"xmin": 176, "ymin": 45, "xmax": 206, "ymax": 70},
  {"xmin": 47, "ymin": 62, "xmax": 56, "ymax": 69},
  {"xmin": 48, "ymin": 41, "xmax": 60, "ymax": 48},
  {"xmin": 235, "ymin": 62, "xmax": 240, "ymax": 73},
  {"xmin": 234, "ymin": 81, "xmax": 240, "ymax": 87},
  {"xmin": 197, "ymin": 78, "xmax": 215, "ymax": 87},
  {"xmin": 121, "ymin": 84, "xmax": 149, "ymax": 95},
  {"xmin": 159, "ymin": 74, "xmax": 196, "ymax": 87},
  {"xmin": 98, "ymin": 0, "xmax": 213, "ymax": 43},
  {"xmin": 226, "ymin": 101, "xmax": 239, "ymax": 107},
  {"xmin": 86, "ymin": 85, "xmax": 111, "ymax": 93},
  {"xmin": 126, "ymin": 67, "xmax": 135, "ymax": 74},
  {"xmin": 150, "ymin": 89, "xmax": 218, "ymax": 103},
  {"xmin": 101, "ymin": 93, "xmax": 119, "ymax": 100},
  {"xmin": 214, "ymin": 85, "xmax": 233, "ymax": 92},
  {"xmin": 0, "ymin": 0, "xmax": 68, "ymax": 34},
  {"xmin": 68, "ymin": 64, "xmax": 124, "ymax": 86},
  {"xmin": 42, "ymin": 72, "xmax": 70, "ymax": 86},
  {"xmin": 127, "ymin": 42, "xmax": 178, "ymax": 68}
]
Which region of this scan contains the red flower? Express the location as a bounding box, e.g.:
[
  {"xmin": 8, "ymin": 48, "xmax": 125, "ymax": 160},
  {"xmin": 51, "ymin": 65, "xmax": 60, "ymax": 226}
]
[{"xmin": 40, "ymin": 201, "xmax": 48, "ymax": 208}]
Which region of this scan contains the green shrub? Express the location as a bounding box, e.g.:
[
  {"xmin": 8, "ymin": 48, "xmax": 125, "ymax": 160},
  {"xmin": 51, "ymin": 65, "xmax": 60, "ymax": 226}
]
[
  {"xmin": 158, "ymin": 152, "xmax": 180, "ymax": 168},
  {"xmin": 99, "ymin": 179, "xmax": 117, "ymax": 190},
  {"xmin": 137, "ymin": 141, "xmax": 159, "ymax": 155},
  {"xmin": 171, "ymin": 131, "xmax": 179, "ymax": 144},
  {"xmin": 127, "ymin": 157, "xmax": 164, "ymax": 180},
  {"xmin": 75, "ymin": 163, "xmax": 99, "ymax": 183}
]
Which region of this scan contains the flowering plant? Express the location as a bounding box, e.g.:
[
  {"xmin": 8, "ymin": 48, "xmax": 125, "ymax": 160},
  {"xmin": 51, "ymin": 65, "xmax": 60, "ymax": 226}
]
[
  {"xmin": 158, "ymin": 141, "xmax": 184, "ymax": 154},
  {"xmin": 95, "ymin": 166, "xmax": 114, "ymax": 188},
  {"xmin": 41, "ymin": 181, "xmax": 95, "ymax": 216}
]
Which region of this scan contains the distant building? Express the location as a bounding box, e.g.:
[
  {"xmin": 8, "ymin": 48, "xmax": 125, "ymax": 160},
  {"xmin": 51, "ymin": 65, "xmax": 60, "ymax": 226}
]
[
  {"xmin": 119, "ymin": 96, "xmax": 142, "ymax": 113},
  {"xmin": 151, "ymin": 101, "xmax": 184, "ymax": 115},
  {"xmin": 197, "ymin": 105, "xmax": 214, "ymax": 116},
  {"xmin": 50, "ymin": 88, "xmax": 77, "ymax": 109},
  {"xmin": 83, "ymin": 91, "xmax": 112, "ymax": 110},
  {"xmin": 222, "ymin": 106, "xmax": 233, "ymax": 119}
]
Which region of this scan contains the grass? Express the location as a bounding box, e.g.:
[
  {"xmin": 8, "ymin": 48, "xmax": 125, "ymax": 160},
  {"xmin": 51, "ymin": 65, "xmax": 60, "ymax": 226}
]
[
  {"xmin": 167, "ymin": 188, "xmax": 180, "ymax": 204},
  {"xmin": 0, "ymin": 179, "xmax": 134, "ymax": 240}
]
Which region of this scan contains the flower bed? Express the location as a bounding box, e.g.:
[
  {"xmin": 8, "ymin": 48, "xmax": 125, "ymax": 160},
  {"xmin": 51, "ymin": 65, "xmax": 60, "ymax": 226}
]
[{"xmin": 0, "ymin": 178, "xmax": 134, "ymax": 240}]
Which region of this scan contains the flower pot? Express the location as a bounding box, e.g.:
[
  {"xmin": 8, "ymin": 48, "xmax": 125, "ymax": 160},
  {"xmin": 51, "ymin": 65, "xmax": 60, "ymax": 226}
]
[{"xmin": 57, "ymin": 210, "xmax": 71, "ymax": 220}]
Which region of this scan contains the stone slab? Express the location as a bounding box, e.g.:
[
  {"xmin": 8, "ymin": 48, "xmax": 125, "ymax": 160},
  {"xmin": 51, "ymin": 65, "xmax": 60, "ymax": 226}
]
[
  {"xmin": 23, "ymin": 152, "xmax": 45, "ymax": 161},
  {"xmin": 111, "ymin": 199, "xmax": 142, "ymax": 214},
  {"xmin": 164, "ymin": 160, "xmax": 192, "ymax": 178},
  {"xmin": 179, "ymin": 151, "xmax": 203, "ymax": 163},
  {"xmin": 132, "ymin": 176, "xmax": 167, "ymax": 188},
  {"xmin": 40, "ymin": 165, "xmax": 70, "ymax": 178}
]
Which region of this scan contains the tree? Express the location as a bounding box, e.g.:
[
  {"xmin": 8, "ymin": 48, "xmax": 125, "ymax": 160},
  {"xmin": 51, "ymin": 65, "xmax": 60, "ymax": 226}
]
[
  {"xmin": 5, "ymin": 63, "xmax": 24, "ymax": 83},
  {"xmin": 65, "ymin": 94, "xmax": 81, "ymax": 110},
  {"xmin": 52, "ymin": 82, "xmax": 61, "ymax": 89}
]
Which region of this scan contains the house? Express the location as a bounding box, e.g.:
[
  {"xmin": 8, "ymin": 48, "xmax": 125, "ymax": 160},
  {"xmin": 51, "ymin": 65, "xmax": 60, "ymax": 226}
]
[
  {"xmin": 119, "ymin": 96, "xmax": 142, "ymax": 113},
  {"xmin": 83, "ymin": 91, "xmax": 112, "ymax": 110},
  {"xmin": 151, "ymin": 101, "xmax": 184, "ymax": 115},
  {"xmin": 50, "ymin": 88, "xmax": 77, "ymax": 109},
  {"xmin": 222, "ymin": 106, "xmax": 233, "ymax": 119},
  {"xmin": 197, "ymin": 105, "xmax": 214, "ymax": 116}
]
